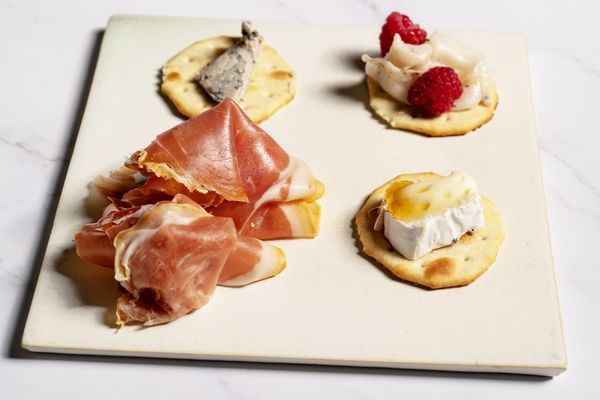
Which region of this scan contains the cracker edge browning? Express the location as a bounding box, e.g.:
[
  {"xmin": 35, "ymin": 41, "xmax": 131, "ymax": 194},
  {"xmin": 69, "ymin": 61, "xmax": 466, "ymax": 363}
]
[
  {"xmin": 366, "ymin": 77, "xmax": 499, "ymax": 137},
  {"xmin": 160, "ymin": 36, "xmax": 296, "ymax": 123},
  {"xmin": 355, "ymin": 173, "xmax": 505, "ymax": 289}
]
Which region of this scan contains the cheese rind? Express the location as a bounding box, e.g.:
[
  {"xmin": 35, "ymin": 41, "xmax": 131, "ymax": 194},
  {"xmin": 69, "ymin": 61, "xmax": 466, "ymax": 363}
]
[
  {"xmin": 382, "ymin": 195, "xmax": 484, "ymax": 260},
  {"xmin": 377, "ymin": 172, "xmax": 484, "ymax": 260}
]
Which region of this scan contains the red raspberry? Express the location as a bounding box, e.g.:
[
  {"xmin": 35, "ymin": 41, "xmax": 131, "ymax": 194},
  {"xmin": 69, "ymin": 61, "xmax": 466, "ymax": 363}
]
[
  {"xmin": 407, "ymin": 67, "xmax": 463, "ymax": 118},
  {"xmin": 379, "ymin": 12, "xmax": 427, "ymax": 56}
]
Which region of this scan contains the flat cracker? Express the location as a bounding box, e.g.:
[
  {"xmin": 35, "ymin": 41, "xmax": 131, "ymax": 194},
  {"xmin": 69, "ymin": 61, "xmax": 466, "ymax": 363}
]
[
  {"xmin": 355, "ymin": 173, "xmax": 505, "ymax": 289},
  {"xmin": 162, "ymin": 36, "xmax": 295, "ymax": 123},
  {"xmin": 366, "ymin": 77, "xmax": 499, "ymax": 136}
]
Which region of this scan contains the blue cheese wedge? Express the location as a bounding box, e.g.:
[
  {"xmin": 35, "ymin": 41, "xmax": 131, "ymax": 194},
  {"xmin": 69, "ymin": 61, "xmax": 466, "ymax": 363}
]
[
  {"xmin": 374, "ymin": 172, "xmax": 484, "ymax": 260},
  {"xmin": 197, "ymin": 21, "xmax": 263, "ymax": 103}
]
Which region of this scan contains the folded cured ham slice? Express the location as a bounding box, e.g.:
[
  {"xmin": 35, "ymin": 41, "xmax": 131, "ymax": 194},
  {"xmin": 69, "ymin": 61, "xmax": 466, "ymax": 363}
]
[
  {"xmin": 90, "ymin": 166, "xmax": 140, "ymax": 199},
  {"xmin": 209, "ymin": 157, "xmax": 323, "ymax": 238},
  {"xmin": 231, "ymin": 201, "xmax": 321, "ymax": 240},
  {"xmin": 218, "ymin": 236, "xmax": 286, "ymax": 287},
  {"xmin": 86, "ymin": 171, "xmax": 321, "ymax": 241},
  {"xmin": 126, "ymin": 98, "xmax": 324, "ymax": 239},
  {"xmin": 76, "ymin": 98, "xmax": 323, "ymax": 326},
  {"xmin": 122, "ymin": 175, "xmax": 222, "ymax": 208},
  {"xmin": 75, "ymin": 199, "xmax": 152, "ymax": 268},
  {"xmin": 126, "ymin": 98, "xmax": 289, "ymax": 202},
  {"xmin": 113, "ymin": 195, "xmax": 286, "ymax": 326},
  {"xmin": 84, "ymin": 166, "xmax": 146, "ymax": 219}
]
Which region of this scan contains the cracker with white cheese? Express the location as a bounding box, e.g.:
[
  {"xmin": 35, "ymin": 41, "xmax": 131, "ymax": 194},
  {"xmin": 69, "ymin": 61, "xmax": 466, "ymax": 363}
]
[
  {"xmin": 162, "ymin": 36, "xmax": 295, "ymax": 123},
  {"xmin": 355, "ymin": 172, "xmax": 505, "ymax": 289},
  {"xmin": 366, "ymin": 77, "xmax": 499, "ymax": 137}
]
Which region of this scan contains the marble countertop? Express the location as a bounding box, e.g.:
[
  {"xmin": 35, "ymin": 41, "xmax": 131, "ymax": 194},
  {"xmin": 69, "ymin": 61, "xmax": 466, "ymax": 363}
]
[{"xmin": 1, "ymin": 0, "xmax": 598, "ymax": 398}]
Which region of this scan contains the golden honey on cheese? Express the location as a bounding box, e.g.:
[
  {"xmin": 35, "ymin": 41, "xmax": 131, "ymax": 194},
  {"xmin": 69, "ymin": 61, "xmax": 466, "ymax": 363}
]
[
  {"xmin": 385, "ymin": 172, "xmax": 479, "ymax": 221},
  {"xmin": 375, "ymin": 172, "xmax": 484, "ymax": 260}
]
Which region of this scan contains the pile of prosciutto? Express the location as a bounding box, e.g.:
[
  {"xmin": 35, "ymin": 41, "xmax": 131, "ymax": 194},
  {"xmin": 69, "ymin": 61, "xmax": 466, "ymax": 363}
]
[{"xmin": 75, "ymin": 98, "xmax": 323, "ymax": 326}]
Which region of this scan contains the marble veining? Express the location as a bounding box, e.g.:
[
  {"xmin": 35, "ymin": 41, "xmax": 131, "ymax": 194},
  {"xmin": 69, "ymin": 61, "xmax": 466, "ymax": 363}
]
[
  {"xmin": 549, "ymin": 185, "xmax": 600, "ymax": 226},
  {"xmin": 0, "ymin": 258, "xmax": 26, "ymax": 287},
  {"xmin": 569, "ymin": 55, "xmax": 600, "ymax": 81},
  {"xmin": 540, "ymin": 145, "xmax": 600, "ymax": 204},
  {"xmin": 0, "ymin": 136, "xmax": 61, "ymax": 165},
  {"xmin": 274, "ymin": 1, "xmax": 306, "ymax": 22},
  {"xmin": 354, "ymin": 0, "xmax": 385, "ymax": 20}
]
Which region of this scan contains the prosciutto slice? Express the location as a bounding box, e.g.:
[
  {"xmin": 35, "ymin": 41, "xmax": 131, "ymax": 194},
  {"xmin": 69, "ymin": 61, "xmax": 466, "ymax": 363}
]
[
  {"xmin": 114, "ymin": 195, "xmax": 285, "ymax": 326},
  {"xmin": 126, "ymin": 98, "xmax": 324, "ymax": 239},
  {"xmin": 236, "ymin": 201, "xmax": 321, "ymax": 240},
  {"xmin": 122, "ymin": 175, "xmax": 222, "ymax": 207},
  {"xmin": 89, "ymin": 166, "xmax": 140, "ymax": 199},
  {"xmin": 218, "ymin": 236, "xmax": 285, "ymax": 286},
  {"xmin": 75, "ymin": 98, "xmax": 323, "ymax": 326},
  {"xmin": 209, "ymin": 157, "xmax": 323, "ymax": 240},
  {"xmin": 126, "ymin": 98, "xmax": 289, "ymax": 202},
  {"xmin": 75, "ymin": 199, "xmax": 152, "ymax": 268}
]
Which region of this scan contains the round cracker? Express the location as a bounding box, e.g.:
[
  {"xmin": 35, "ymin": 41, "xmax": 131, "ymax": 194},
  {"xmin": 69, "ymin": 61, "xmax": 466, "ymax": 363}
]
[
  {"xmin": 366, "ymin": 77, "xmax": 499, "ymax": 136},
  {"xmin": 355, "ymin": 173, "xmax": 505, "ymax": 289},
  {"xmin": 161, "ymin": 36, "xmax": 296, "ymax": 123}
]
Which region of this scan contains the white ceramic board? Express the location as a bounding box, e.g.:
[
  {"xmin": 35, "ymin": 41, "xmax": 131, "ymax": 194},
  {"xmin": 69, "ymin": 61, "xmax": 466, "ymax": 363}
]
[{"xmin": 22, "ymin": 15, "xmax": 567, "ymax": 376}]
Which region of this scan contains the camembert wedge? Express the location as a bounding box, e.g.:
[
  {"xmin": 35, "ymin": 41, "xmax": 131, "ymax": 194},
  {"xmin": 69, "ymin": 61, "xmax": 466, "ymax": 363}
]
[{"xmin": 374, "ymin": 172, "xmax": 484, "ymax": 260}]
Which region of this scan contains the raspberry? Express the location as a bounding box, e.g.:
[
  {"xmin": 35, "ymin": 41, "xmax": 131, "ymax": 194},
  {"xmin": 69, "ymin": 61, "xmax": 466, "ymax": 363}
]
[
  {"xmin": 407, "ymin": 67, "xmax": 463, "ymax": 118},
  {"xmin": 379, "ymin": 12, "xmax": 427, "ymax": 56}
]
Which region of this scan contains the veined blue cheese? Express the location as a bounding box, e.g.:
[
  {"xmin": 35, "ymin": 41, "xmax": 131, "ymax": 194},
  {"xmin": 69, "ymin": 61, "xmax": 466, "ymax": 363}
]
[
  {"xmin": 374, "ymin": 172, "xmax": 484, "ymax": 260},
  {"xmin": 197, "ymin": 21, "xmax": 262, "ymax": 103}
]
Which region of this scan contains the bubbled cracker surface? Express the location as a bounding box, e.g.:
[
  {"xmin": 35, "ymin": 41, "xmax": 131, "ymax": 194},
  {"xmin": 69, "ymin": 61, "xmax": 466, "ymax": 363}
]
[
  {"xmin": 161, "ymin": 36, "xmax": 295, "ymax": 123},
  {"xmin": 366, "ymin": 77, "xmax": 499, "ymax": 136},
  {"xmin": 355, "ymin": 173, "xmax": 505, "ymax": 289}
]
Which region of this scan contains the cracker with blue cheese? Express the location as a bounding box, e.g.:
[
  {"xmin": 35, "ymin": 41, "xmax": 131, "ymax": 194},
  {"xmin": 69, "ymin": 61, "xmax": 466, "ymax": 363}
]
[
  {"xmin": 355, "ymin": 172, "xmax": 504, "ymax": 289},
  {"xmin": 161, "ymin": 22, "xmax": 295, "ymax": 123}
]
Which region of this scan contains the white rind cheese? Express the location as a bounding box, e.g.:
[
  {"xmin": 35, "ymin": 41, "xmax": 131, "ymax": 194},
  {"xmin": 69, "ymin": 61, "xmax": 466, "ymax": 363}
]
[
  {"xmin": 382, "ymin": 195, "xmax": 484, "ymax": 260},
  {"xmin": 374, "ymin": 172, "xmax": 485, "ymax": 260}
]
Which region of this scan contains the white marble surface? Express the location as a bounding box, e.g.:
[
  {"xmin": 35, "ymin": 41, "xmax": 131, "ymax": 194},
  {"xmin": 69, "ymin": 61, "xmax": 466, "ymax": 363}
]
[{"xmin": 1, "ymin": 0, "xmax": 598, "ymax": 397}]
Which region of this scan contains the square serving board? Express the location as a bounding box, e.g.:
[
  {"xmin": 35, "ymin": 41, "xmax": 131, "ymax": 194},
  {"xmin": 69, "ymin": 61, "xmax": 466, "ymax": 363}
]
[{"xmin": 22, "ymin": 15, "xmax": 567, "ymax": 376}]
